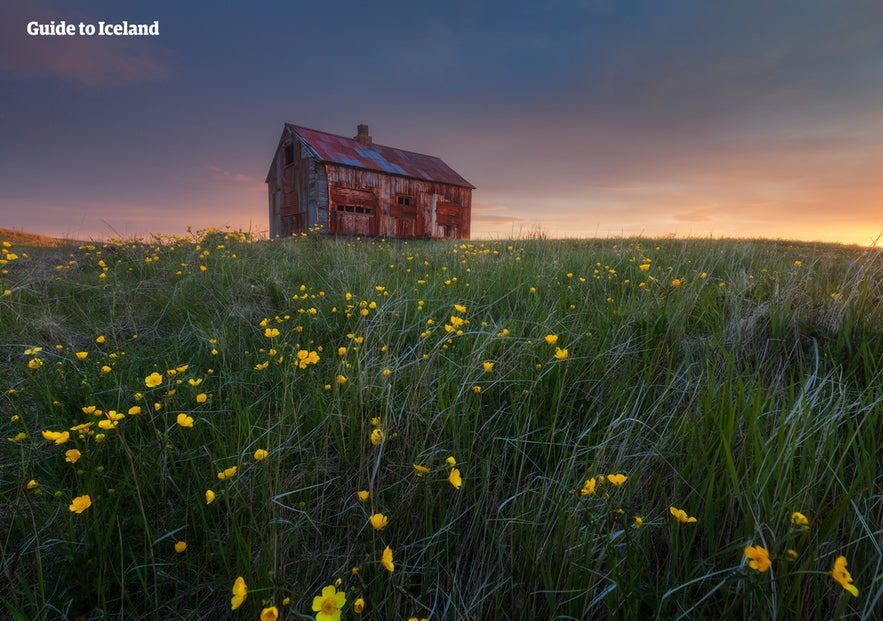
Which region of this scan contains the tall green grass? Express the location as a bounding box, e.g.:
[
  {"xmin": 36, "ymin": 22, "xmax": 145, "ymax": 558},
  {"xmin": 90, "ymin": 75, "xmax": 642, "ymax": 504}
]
[{"xmin": 1, "ymin": 231, "xmax": 880, "ymax": 620}]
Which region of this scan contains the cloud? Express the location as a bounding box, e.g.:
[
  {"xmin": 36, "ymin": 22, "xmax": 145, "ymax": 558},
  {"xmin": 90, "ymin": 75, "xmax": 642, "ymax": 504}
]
[{"xmin": 0, "ymin": 1, "xmax": 170, "ymax": 85}]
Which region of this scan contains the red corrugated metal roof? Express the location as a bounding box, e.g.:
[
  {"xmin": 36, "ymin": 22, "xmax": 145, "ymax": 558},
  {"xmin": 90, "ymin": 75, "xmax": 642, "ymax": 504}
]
[{"xmin": 286, "ymin": 124, "xmax": 475, "ymax": 189}]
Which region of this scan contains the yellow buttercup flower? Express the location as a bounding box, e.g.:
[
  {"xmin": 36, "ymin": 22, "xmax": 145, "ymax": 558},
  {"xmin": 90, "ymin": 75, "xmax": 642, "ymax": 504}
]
[
  {"xmin": 544, "ymin": 334, "xmax": 558, "ymax": 345},
  {"xmin": 446, "ymin": 456, "xmax": 457, "ymax": 466},
  {"xmin": 353, "ymin": 597, "xmax": 365, "ymax": 613},
  {"xmin": 580, "ymin": 477, "xmax": 597, "ymax": 496},
  {"xmin": 669, "ymin": 506, "xmax": 697, "ymax": 523},
  {"xmin": 217, "ymin": 466, "xmax": 237, "ymax": 480},
  {"xmin": 357, "ymin": 489, "xmax": 369, "ymax": 502},
  {"xmin": 744, "ymin": 545, "xmax": 771, "ymax": 572},
  {"xmin": 144, "ymin": 372, "xmax": 163, "ymax": 388},
  {"xmin": 27, "ymin": 479, "xmax": 38, "ymax": 489},
  {"xmin": 260, "ymin": 606, "xmax": 278, "ymax": 621},
  {"xmin": 634, "ymin": 515, "xmax": 643, "ymax": 528},
  {"xmin": 370, "ymin": 428, "xmax": 385, "ymax": 445},
  {"xmin": 230, "ymin": 576, "xmax": 247, "ymax": 610},
  {"xmin": 454, "ymin": 304, "xmax": 467, "ymax": 313},
  {"xmin": 65, "ymin": 449, "xmax": 81, "ymax": 463},
  {"xmin": 69, "ymin": 494, "xmax": 92, "ymax": 513},
  {"xmin": 195, "ymin": 393, "xmax": 207, "ymax": 403},
  {"xmin": 205, "ymin": 489, "xmax": 216, "ymax": 504},
  {"xmin": 381, "ymin": 546, "xmax": 394, "ymax": 572},
  {"xmin": 176, "ymin": 413, "xmax": 194, "ymax": 428},
  {"xmin": 312, "ymin": 584, "xmax": 346, "ymax": 621},
  {"xmin": 448, "ymin": 468, "xmax": 462, "ymax": 489},
  {"xmin": 253, "ymin": 448, "xmax": 268, "ymax": 461},
  {"xmin": 607, "ymin": 473, "xmax": 627, "ymax": 486},
  {"xmin": 369, "ymin": 513, "xmax": 389, "ymax": 530},
  {"xmin": 671, "ymin": 279, "xmax": 682, "ymax": 287},
  {"xmin": 75, "ymin": 351, "xmax": 88, "ymax": 360},
  {"xmin": 554, "ymin": 347, "xmax": 569, "ymax": 360},
  {"xmin": 174, "ymin": 541, "xmax": 187, "ymax": 553},
  {"xmin": 264, "ymin": 327, "xmax": 280, "ymax": 338},
  {"xmin": 790, "ymin": 511, "xmax": 809, "ymax": 527},
  {"xmin": 413, "ymin": 464, "xmax": 430, "ymax": 476},
  {"xmin": 482, "ymin": 361, "xmax": 494, "ymax": 373},
  {"xmin": 831, "ymin": 555, "xmax": 859, "ymax": 597},
  {"xmin": 42, "ymin": 430, "xmax": 70, "ymax": 445}
]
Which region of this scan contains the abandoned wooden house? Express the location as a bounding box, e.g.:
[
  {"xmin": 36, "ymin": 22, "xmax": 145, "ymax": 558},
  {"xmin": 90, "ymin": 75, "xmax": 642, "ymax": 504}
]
[{"xmin": 266, "ymin": 123, "xmax": 474, "ymax": 239}]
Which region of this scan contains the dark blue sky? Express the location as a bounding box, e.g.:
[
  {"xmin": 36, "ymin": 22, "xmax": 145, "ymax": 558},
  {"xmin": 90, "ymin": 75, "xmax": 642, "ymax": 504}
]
[{"xmin": 2, "ymin": 0, "xmax": 882, "ymax": 243}]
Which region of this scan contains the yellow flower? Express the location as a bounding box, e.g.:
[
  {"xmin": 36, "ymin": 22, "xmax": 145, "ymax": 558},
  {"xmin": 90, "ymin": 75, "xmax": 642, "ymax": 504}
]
[
  {"xmin": 669, "ymin": 506, "xmax": 697, "ymax": 523},
  {"xmin": 28, "ymin": 358, "xmax": 43, "ymax": 369},
  {"xmin": 75, "ymin": 351, "xmax": 88, "ymax": 360},
  {"xmin": 337, "ymin": 346, "xmax": 347, "ymax": 356},
  {"xmin": 195, "ymin": 393, "xmax": 207, "ymax": 403},
  {"xmin": 69, "ymin": 494, "xmax": 92, "ymax": 513},
  {"xmin": 145, "ymin": 372, "xmax": 163, "ymax": 388},
  {"xmin": 217, "ymin": 466, "xmax": 237, "ymax": 480},
  {"xmin": 65, "ymin": 449, "xmax": 81, "ymax": 463},
  {"xmin": 671, "ymin": 279, "xmax": 682, "ymax": 287},
  {"xmin": 634, "ymin": 515, "xmax": 643, "ymax": 528},
  {"xmin": 744, "ymin": 545, "xmax": 771, "ymax": 572},
  {"xmin": 357, "ymin": 489, "xmax": 369, "ymax": 501},
  {"xmin": 174, "ymin": 541, "xmax": 187, "ymax": 553},
  {"xmin": 254, "ymin": 361, "xmax": 269, "ymax": 371},
  {"xmin": 639, "ymin": 263, "xmax": 651, "ymax": 271},
  {"xmin": 336, "ymin": 374, "xmax": 348, "ymax": 385},
  {"xmin": 231, "ymin": 576, "xmax": 247, "ymax": 610},
  {"xmin": 205, "ymin": 490, "xmax": 216, "ymax": 505},
  {"xmin": 260, "ymin": 606, "xmax": 278, "ymax": 621},
  {"xmin": 370, "ymin": 428, "xmax": 385, "ymax": 445},
  {"xmin": 790, "ymin": 511, "xmax": 809, "ymax": 527},
  {"xmin": 27, "ymin": 479, "xmax": 38, "ymax": 489},
  {"xmin": 483, "ymin": 361, "xmax": 494, "ymax": 373},
  {"xmin": 446, "ymin": 456, "xmax": 457, "ymax": 466},
  {"xmin": 831, "ymin": 555, "xmax": 859, "ymax": 597},
  {"xmin": 448, "ymin": 468, "xmax": 462, "ymax": 489},
  {"xmin": 264, "ymin": 327, "xmax": 280, "ymax": 338},
  {"xmin": 353, "ymin": 597, "xmax": 365, "ymax": 613},
  {"xmin": 581, "ymin": 477, "xmax": 597, "ymax": 496},
  {"xmin": 554, "ymin": 347, "xmax": 569, "ymax": 360},
  {"xmin": 785, "ymin": 549, "xmax": 798, "ymax": 562},
  {"xmin": 454, "ymin": 304, "xmax": 467, "ymax": 313},
  {"xmin": 545, "ymin": 334, "xmax": 558, "ymax": 345},
  {"xmin": 176, "ymin": 413, "xmax": 194, "ymax": 428},
  {"xmin": 254, "ymin": 448, "xmax": 268, "ymax": 461},
  {"xmin": 101, "ymin": 365, "xmax": 112, "ymax": 373},
  {"xmin": 128, "ymin": 406, "xmax": 141, "ymax": 415},
  {"xmin": 312, "ymin": 584, "xmax": 346, "ymax": 621},
  {"xmin": 413, "ymin": 464, "xmax": 430, "ymax": 476},
  {"xmin": 369, "ymin": 513, "xmax": 388, "ymax": 530},
  {"xmin": 42, "ymin": 430, "xmax": 70, "ymax": 445},
  {"xmin": 96, "ymin": 335, "xmax": 105, "ymax": 344},
  {"xmin": 8, "ymin": 432, "xmax": 27, "ymax": 442},
  {"xmin": 381, "ymin": 545, "xmax": 395, "ymax": 572},
  {"xmin": 607, "ymin": 473, "xmax": 627, "ymax": 486}
]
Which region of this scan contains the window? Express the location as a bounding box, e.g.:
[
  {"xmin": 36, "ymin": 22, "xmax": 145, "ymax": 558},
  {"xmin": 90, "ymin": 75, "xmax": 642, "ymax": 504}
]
[
  {"xmin": 337, "ymin": 205, "xmax": 373, "ymax": 215},
  {"xmin": 396, "ymin": 195, "xmax": 413, "ymax": 206},
  {"xmin": 283, "ymin": 143, "xmax": 294, "ymax": 166}
]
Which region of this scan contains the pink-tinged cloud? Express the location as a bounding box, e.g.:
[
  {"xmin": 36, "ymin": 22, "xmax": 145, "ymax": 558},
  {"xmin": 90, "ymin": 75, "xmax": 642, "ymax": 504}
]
[{"xmin": 0, "ymin": 1, "xmax": 170, "ymax": 85}]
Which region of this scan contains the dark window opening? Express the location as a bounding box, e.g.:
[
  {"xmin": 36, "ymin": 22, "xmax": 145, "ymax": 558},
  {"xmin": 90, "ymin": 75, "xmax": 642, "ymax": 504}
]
[
  {"xmin": 337, "ymin": 204, "xmax": 373, "ymax": 215},
  {"xmin": 283, "ymin": 143, "xmax": 294, "ymax": 166},
  {"xmin": 396, "ymin": 195, "xmax": 413, "ymax": 206}
]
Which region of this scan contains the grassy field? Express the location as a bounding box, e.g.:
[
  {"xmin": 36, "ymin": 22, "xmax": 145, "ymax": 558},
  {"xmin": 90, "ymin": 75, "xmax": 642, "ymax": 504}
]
[{"xmin": 1, "ymin": 230, "xmax": 881, "ymax": 620}]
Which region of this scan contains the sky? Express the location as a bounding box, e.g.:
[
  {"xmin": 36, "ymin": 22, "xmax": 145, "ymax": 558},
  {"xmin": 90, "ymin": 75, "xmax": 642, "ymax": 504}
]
[{"xmin": 1, "ymin": 0, "xmax": 882, "ymax": 245}]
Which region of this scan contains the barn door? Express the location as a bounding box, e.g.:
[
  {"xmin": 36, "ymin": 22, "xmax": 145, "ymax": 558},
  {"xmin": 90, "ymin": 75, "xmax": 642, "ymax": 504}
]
[{"xmin": 330, "ymin": 187, "xmax": 378, "ymax": 236}]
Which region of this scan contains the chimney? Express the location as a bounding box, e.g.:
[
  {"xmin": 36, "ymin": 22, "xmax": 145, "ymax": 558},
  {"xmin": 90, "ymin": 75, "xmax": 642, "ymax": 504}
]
[{"xmin": 354, "ymin": 124, "xmax": 372, "ymax": 146}]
